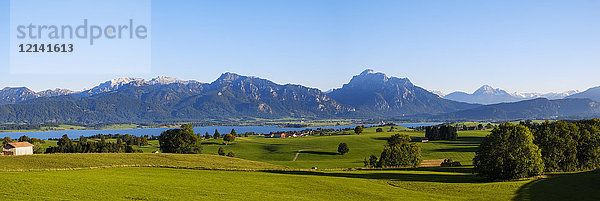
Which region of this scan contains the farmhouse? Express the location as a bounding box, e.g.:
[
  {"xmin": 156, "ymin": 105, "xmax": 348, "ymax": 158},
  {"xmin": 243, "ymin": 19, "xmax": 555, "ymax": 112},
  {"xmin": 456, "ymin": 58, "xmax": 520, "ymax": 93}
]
[{"xmin": 2, "ymin": 142, "xmax": 34, "ymax": 156}]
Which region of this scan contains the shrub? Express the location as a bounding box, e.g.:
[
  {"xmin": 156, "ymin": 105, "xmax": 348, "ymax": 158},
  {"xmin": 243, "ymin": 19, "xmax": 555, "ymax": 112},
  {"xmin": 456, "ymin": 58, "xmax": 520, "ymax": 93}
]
[
  {"xmin": 218, "ymin": 147, "xmax": 225, "ymax": 156},
  {"xmin": 440, "ymin": 159, "xmax": 462, "ymax": 167},
  {"xmin": 376, "ymin": 128, "xmax": 383, "ymax": 132},
  {"xmin": 226, "ymin": 152, "xmax": 235, "ymax": 157}
]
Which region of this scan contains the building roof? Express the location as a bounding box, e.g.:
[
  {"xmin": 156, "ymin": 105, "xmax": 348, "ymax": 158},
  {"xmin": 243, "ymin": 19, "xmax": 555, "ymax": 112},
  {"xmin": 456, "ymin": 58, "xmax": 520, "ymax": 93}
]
[{"xmin": 6, "ymin": 142, "xmax": 34, "ymax": 148}]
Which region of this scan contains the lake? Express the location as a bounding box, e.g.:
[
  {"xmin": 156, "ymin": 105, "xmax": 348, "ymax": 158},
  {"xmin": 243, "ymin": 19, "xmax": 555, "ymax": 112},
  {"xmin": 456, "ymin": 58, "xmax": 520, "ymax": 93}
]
[{"xmin": 0, "ymin": 123, "xmax": 441, "ymax": 139}]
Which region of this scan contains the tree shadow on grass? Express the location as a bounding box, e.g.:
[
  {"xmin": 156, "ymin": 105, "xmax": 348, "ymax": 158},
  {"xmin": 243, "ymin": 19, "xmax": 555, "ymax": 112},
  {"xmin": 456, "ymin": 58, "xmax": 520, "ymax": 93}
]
[
  {"xmin": 201, "ymin": 142, "xmax": 221, "ymax": 145},
  {"xmin": 373, "ymin": 136, "xmax": 423, "ymax": 142},
  {"xmin": 263, "ymin": 144, "xmax": 283, "ymax": 153},
  {"xmin": 434, "ymin": 147, "xmax": 478, "ymax": 153},
  {"xmin": 433, "ymin": 137, "xmax": 483, "ymax": 144},
  {"xmin": 302, "ymin": 151, "xmax": 339, "ymax": 156},
  {"xmin": 264, "ymin": 170, "xmax": 486, "ymax": 184},
  {"xmin": 359, "ymin": 166, "xmax": 475, "ymax": 174},
  {"xmin": 512, "ymin": 170, "xmax": 600, "ymax": 201}
]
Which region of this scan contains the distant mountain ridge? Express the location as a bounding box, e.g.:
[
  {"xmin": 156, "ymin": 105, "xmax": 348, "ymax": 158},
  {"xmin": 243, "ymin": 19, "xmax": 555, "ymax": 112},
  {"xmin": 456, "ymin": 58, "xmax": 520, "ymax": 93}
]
[
  {"xmin": 444, "ymin": 85, "xmax": 577, "ymax": 105},
  {"xmin": 429, "ymin": 98, "xmax": 600, "ymax": 121},
  {"xmin": 0, "ymin": 70, "xmax": 598, "ymax": 123},
  {"xmin": 567, "ymin": 86, "xmax": 600, "ymax": 102},
  {"xmin": 0, "ymin": 87, "xmax": 76, "ymax": 105}
]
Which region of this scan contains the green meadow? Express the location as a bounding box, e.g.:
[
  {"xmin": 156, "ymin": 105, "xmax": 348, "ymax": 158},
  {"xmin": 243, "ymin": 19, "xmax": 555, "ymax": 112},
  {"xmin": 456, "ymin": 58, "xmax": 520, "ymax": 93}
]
[
  {"xmin": 1, "ymin": 125, "xmax": 598, "ymax": 200},
  {"xmin": 132, "ymin": 126, "xmax": 485, "ymax": 169}
]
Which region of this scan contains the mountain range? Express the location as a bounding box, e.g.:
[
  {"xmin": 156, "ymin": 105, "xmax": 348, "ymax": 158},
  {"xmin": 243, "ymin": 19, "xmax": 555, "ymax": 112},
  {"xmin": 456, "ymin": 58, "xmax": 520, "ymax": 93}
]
[
  {"xmin": 444, "ymin": 85, "xmax": 579, "ymax": 105},
  {"xmin": 0, "ymin": 70, "xmax": 599, "ymax": 123}
]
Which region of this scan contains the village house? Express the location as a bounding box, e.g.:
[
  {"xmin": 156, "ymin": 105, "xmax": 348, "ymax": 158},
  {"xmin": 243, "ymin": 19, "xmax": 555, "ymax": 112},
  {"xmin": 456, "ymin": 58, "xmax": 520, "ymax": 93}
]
[
  {"xmin": 264, "ymin": 132, "xmax": 306, "ymax": 138},
  {"xmin": 2, "ymin": 142, "xmax": 34, "ymax": 156}
]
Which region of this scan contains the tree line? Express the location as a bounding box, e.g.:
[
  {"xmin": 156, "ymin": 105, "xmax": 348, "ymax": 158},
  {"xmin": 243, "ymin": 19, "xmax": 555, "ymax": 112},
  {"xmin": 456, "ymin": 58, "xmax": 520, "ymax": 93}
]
[
  {"xmin": 45, "ymin": 134, "xmax": 143, "ymax": 153},
  {"xmin": 474, "ymin": 119, "xmax": 600, "ymax": 180},
  {"xmin": 425, "ymin": 125, "xmax": 458, "ymax": 141}
]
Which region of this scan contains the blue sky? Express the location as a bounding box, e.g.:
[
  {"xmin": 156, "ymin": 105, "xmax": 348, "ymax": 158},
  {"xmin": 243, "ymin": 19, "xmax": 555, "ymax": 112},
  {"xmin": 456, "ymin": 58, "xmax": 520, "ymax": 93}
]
[{"xmin": 1, "ymin": 0, "xmax": 599, "ymax": 94}]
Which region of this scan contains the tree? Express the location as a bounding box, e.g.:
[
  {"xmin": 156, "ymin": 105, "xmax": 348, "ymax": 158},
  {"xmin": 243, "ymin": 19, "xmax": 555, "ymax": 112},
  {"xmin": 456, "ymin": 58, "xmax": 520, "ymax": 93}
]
[
  {"xmin": 363, "ymin": 155, "xmax": 378, "ymax": 168},
  {"xmin": 477, "ymin": 124, "xmax": 484, "ymax": 130},
  {"xmin": 139, "ymin": 136, "xmax": 149, "ymax": 146},
  {"xmin": 32, "ymin": 142, "xmax": 44, "ymax": 154},
  {"xmin": 473, "ymin": 123, "xmax": 544, "ymax": 180},
  {"xmin": 337, "ymin": 143, "xmax": 349, "ymax": 155},
  {"xmin": 486, "ymin": 123, "xmax": 493, "ymax": 130},
  {"xmin": 158, "ymin": 124, "xmax": 202, "ymax": 154},
  {"xmin": 18, "ymin": 135, "xmax": 31, "ymax": 142},
  {"xmin": 2, "ymin": 137, "xmax": 12, "ymax": 145},
  {"xmin": 226, "ymin": 152, "xmax": 235, "ymax": 157},
  {"xmin": 376, "ymin": 128, "xmax": 383, "ymax": 132},
  {"xmin": 204, "ymin": 132, "xmax": 211, "ymax": 139},
  {"xmin": 213, "ymin": 129, "xmax": 221, "ymax": 139},
  {"xmin": 388, "ymin": 134, "xmax": 411, "ymax": 146},
  {"xmin": 79, "ymin": 135, "xmax": 88, "ymax": 143},
  {"xmin": 231, "ymin": 129, "xmax": 237, "ymax": 136},
  {"xmin": 354, "ymin": 126, "xmax": 364, "ymax": 135},
  {"xmin": 425, "ymin": 125, "xmax": 457, "ymax": 141},
  {"xmin": 223, "ymin": 134, "xmax": 235, "ymax": 144},
  {"xmin": 532, "ymin": 121, "xmax": 579, "ymax": 172},
  {"xmin": 218, "ymin": 147, "xmax": 226, "ymax": 156},
  {"xmin": 378, "ymin": 142, "xmax": 421, "ymax": 168}
]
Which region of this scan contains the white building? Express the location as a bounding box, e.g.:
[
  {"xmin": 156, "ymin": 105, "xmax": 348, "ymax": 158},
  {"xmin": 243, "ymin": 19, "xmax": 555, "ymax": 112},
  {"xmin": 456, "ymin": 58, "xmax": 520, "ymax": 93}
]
[{"xmin": 2, "ymin": 142, "xmax": 34, "ymax": 156}]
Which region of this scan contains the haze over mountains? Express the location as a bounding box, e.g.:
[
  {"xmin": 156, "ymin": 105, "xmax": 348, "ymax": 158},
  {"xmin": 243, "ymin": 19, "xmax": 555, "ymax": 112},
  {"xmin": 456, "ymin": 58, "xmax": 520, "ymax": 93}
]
[
  {"xmin": 0, "ymin": 69, "xmax": 599, "ymax": 123},
  {"xmin": 444, "ymin": 85, "xmax": 579, "ymax": 105}
]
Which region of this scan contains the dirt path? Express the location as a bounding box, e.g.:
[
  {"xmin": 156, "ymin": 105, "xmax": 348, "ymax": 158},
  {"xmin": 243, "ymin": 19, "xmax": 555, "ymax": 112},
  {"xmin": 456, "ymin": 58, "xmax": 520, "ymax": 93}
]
[{"xmin": 292, "ymin": 150, "xmax": 302, "ymax": 161}]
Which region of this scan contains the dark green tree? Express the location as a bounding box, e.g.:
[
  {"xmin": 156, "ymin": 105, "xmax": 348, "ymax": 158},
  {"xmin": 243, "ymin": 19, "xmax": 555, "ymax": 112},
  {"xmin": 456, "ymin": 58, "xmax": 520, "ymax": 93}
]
[
  {"xmin": 473, "ymin": 123, "xmax": 544, "ymax": 180},
  {"xmin": 223, "ymin": 134, "xmax": 235, "ymax": 145},
  {"xmin": 337, "ymin": 143, "xmax": 349, "ymax": 155},
  {"xmin": 354, "ymin": 126, "xmax": 364, "ymax": 135},
  {"xmin": 158, "ymin": 124, "xmax": 202, "ymax": 154},
  {"xmin": 204, "ymin": 132, "xmax": 211, "ymax": 139},
  {"xmin": 231, "ymin": 129, "xmax": 237, "ymax": 136},
  {"xmin": 378, "ymin": 142, "xmax": 421, "ymax": 168},
  {"xmin": 213, "ymin": 129, "xmax": 221, "ymax": 139},
  {"xmin": 363, "ymin": 155, "xmax": 378, "ymax": 168},
  {"xmin": 2, "ymin": 137, "xmax": 12, "ymax": 145},
  {"xmin": 387, "ymin": 134, "xmax": 411, "ymax": 146},
  {"xmin": 532, "ymin": 121, "xmax": 578, "ymax": 172},
  {"xmin": 376, "ymin": 134, "xmax": 421, "ymax": 168},
  {"xmin": 18, "ymin": 135, "xmax": 30, "ymax": 142}
]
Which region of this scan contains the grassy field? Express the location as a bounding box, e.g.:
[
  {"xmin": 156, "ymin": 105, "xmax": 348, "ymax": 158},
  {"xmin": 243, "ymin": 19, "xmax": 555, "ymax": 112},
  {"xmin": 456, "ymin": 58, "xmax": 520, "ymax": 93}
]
[
  {"xmin": 0, "ymin": 153, "xmax": 282, "ymax": 171},
  {"xmin": 36, "ymin": 126, "xmax": 484, "ymax": 169},
  {"xmin": 126, "ymin": 126, "xmax": 486, "ymax": 169},
  {"xmin": 2, "ymin": 125, "xmax": 598, "ymax": 200},
  {"xmin": 0, "ymin": 166, "xmax": 597, "ymax": 201}
]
